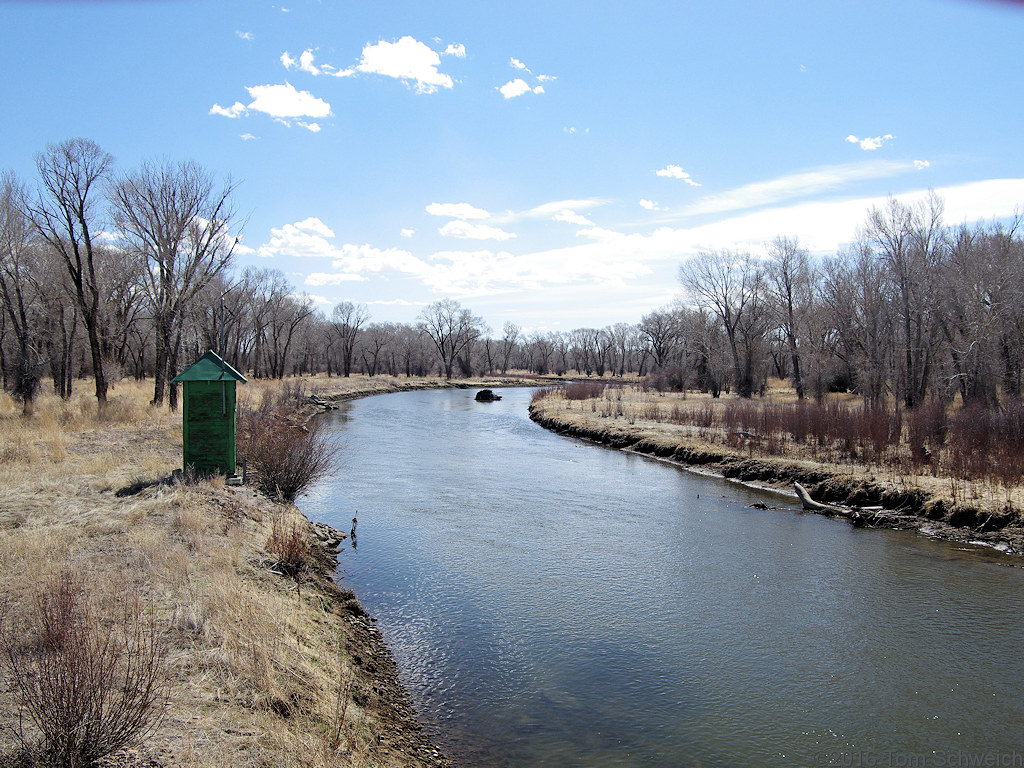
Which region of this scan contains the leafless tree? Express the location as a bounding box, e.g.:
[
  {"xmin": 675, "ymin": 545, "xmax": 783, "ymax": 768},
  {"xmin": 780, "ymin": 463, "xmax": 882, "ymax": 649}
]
[
  {"xmin": 330, "ymin": 301, "xmax": 369, "ymax": 377},
  {"xmin": 766, "ymin": 236, "xmax": 814, "ymax": 400},
  {"xmin": 109, "ymin": 158, "xmax": 239, "ymax": 409},
  {"xmin": 417, "ymin": 298, "xmax": 484, "ymax": 380},
  {"xmin": 0, "ymin": 172, "xmax": 45, "ymax": 413},
  {"xmin": 680, "ymin": 250, "xmax": 768, "ymax": 397},
  {"xmin": 30, "ymin": 138, "xmax": 115, "ymax": 406}
]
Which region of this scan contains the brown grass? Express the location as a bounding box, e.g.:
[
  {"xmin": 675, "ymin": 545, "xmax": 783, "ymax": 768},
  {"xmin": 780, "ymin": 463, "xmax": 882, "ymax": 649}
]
[
  {"xmin": 531, "ymin": 380, "xmax": 1024, "ymax": 514},
  {"xmin": 0, "ymin": 378, "xmax": 446, "ymax": 768}
]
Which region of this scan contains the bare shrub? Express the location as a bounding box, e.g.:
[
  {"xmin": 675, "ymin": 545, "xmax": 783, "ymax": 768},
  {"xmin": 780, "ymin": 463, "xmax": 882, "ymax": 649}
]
[
  {"xmin": 267, "ymin": 516, "xmax": 311, "ymax": 591},
  {"xmin": 563, "ymin": 380, "xmax": 607, "ymax": 401},
  {"xmin": 529, "ymin": 387, "xmax": 557, "ymax": 405},
  {"xmin": 237, "ymin": 397, "xmax": 339, "ymax": 502},
  {"xmin": 0, "ymin": 572, "xmax": 167, "ymax": 768}
]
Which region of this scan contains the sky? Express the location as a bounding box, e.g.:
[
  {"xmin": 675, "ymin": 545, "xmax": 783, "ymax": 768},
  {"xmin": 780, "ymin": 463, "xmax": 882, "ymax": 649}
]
[{"xmin": 2, "ymin": 0, "xmax": 1024, "ymax": 333}]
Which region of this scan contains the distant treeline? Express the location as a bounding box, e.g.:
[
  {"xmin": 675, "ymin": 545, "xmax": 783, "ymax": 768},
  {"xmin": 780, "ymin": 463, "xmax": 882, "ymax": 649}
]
[{"xmin": 1, "ymin": 139, "xmax": 1022, "ymax": 414}]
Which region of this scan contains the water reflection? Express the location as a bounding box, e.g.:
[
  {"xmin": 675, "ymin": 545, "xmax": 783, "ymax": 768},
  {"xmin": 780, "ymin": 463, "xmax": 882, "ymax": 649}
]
[{"xmin": 301, "ymin": 388, "xmax": 1024, "ymax": 768}]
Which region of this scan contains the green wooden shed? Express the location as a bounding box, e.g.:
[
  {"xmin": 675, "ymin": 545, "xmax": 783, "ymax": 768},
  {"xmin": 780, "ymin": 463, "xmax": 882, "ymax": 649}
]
[{"xmin": 170, "ymin": 351, "xmax": 247, "ymax": 475}]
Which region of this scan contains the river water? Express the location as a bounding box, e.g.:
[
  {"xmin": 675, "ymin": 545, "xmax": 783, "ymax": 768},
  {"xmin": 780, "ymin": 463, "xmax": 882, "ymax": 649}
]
[{"xmin": 300, "ymin": 388, "xmax": 1024, "ymax": 768}]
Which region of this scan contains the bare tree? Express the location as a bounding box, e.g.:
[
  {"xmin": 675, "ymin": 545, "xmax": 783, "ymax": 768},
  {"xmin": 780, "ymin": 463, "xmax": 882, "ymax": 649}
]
[
  {"xmin": 499, "ymin": 322, "xmax": 520, "ymax": 374},
  {"xmin": 766, "ymin": 236, "xmax": 813, "ymax": 400},
  {"xmin": 0, "ymin": 171, "xmax": 45, "ymax": 413},
  {"xmin": 330, "ymin": 301, "xmax": 369, "ymax": 377},
  {"xmin": 680, "ymin": 250, "xmax": 768, "ymax": 398},
  {"xmin": 109, "ymin": 158, "xmax": 239, "ymax": 409},
  {"xmin": 417, "ymin": 298, "xmax": 484, "ymax": 380},
  {"xmin": 30, "ymin": 138, "xmax": 115, "ymax": 406}
]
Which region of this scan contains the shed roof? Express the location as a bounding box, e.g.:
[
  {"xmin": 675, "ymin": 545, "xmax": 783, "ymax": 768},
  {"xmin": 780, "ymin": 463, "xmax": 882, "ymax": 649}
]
[{"xmin": 170, "ymin": 351, "xmax": 247, "ymax": 383}]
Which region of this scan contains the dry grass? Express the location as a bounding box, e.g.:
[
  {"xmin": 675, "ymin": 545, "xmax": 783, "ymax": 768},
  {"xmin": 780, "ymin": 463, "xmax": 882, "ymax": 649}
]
[
  {"xmin": 0, "ymin": 378, "xmax": 445, "ymax": 768},
  {"xmin": 530, "ymin": 380, "xmax": 1024, "ymax": 514}
]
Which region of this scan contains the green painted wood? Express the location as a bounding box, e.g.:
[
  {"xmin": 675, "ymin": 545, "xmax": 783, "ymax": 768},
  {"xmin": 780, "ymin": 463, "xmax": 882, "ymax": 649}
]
[{"xmin": 175, "ymin": 352, "xmax": 243, "ymax": 475}]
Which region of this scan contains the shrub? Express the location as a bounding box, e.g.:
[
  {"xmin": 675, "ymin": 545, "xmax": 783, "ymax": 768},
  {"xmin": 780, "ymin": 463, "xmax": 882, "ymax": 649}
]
[
  {"xmin": 237, "ymin": 397, "xmax": 340, "ymax": 502},
  {"xmin": 563, "ymin": 380, "xmax": 607, "ymax": 401},
  {"xmin": 267, "ymin": 516, "xmax": 311, "ymax": 589},
  {"xmin": 0, "ymin": 572, "xmax": 167, "ymax": 768}
]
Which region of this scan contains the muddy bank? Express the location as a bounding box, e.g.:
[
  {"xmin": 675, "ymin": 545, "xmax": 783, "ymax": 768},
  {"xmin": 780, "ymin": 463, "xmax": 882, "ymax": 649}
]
[{"xmin": 528, "ymin": 406, "xmax": 1024, "ymax": 558}]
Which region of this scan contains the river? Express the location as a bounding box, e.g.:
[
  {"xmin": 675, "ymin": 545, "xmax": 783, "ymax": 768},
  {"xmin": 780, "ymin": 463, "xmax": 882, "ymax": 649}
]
[{"xmin": 300, "ymin": 388, "xmax": 1024, "ymax": 768}]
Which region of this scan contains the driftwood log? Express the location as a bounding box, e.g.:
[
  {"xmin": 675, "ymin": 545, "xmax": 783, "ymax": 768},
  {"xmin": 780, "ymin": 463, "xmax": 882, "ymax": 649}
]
[{"xmin": 794, "ymin": 482, "xmax": 865, "ymax": 525}]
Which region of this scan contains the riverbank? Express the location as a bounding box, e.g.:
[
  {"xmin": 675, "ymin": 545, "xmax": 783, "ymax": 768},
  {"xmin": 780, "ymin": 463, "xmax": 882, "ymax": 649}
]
[
  {"xmin": 528, "ymin": 387, "xmax": 1024, "ymax": 557},
  {"xmin": 0, "ymin": 376, "xmax": 478, "ymax": 767}
]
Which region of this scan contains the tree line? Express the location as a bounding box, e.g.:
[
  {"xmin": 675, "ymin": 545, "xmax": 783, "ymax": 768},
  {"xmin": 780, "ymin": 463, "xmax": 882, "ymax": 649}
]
[{"xmin": 2, "ymin": 139, "xmax": 1023, "ymax": 414}]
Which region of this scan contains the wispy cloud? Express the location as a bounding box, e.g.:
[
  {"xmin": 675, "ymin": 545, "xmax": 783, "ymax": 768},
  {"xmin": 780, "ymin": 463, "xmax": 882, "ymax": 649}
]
[
  {"xmin": 677, "ymin": 160, "xmax": 919, "ymax": 217},
  {"xmin": 235, "ymin": 30, "xmax": 253, "ymax": 41},
  {"xmin": 656, "ymin": 165, "xmax": 700, "ymax": 186},
  {"xmin": 426, "ymin": 202, "xmax": 491, "ymax": 219},
  {"xmin": 439, "ymin": 220, "xmax": 516, "ymax": 241},
  {"xmin": 846, "ymin": 133, "xmax": 894, "ymax": 151}
]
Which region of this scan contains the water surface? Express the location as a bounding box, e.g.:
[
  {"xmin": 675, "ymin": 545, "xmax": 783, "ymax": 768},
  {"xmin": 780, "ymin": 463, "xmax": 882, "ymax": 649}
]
[{"xmin": 301, "ymin": 388, "xmax": 1024, "ymax": 768}]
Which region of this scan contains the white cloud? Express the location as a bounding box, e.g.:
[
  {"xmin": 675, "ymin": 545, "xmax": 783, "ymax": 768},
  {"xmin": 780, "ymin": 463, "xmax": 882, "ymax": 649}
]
[
  {"xmin": 510, "ymin": 57, "xmax": 529, "ymax": 71},
  {"xmin": 444, "ymin": 43, "xmax": 466, "ymax": 58},
  {"xmin": 297, "ymin": 121, "xmax": 321, "ymax": 132},
  {"xmin": 439, "ymin": 220, "xmax": 517, "ymax": 241},
  {"xmin": 240, "ymin": 133, "xmax": 257, "ymax": 141},
  {"xmin": 536, "ymin": 74, "xmax": 556, "ymax": 82},
  {"xmin": 236, "ymin": 30, "xmax": 253, "ymax": 41},
  {"xmin": 845, "ymin": 133, "xmax": 894, "ymax": 151},
  {"xmin": 210, "ymin": 101, "xmax": 247, "ymax": 118},
  {"xmin": 512, "ymin": 198, "xmax": 607, "ymax": 222},
  {"xmin": 306, "ymin": 271, "xmax": 367, "ymax": 285},
  {"xmin": 552, "ymin": 210, "xmax": 594, "ymax": 226},
  {"xmin": 245, "ymin": 82, "xmax": 330, "ymax": 119},
  {"xmin": 656, "ymin": 165, "xmax": 701, "ymax": 186},
  {"xmin": 299, "ymin": 50, "xmax": 319, "ymax": 75},
  {"xmin": 639, "ymin": 199, "xmax": 660, "ymax": 211},
  {"xmin": 499, "ymin": 78, "xmax": 532, "ymax": 99},
  {"xmin": 280, "ymin": 51, "xmax": 296, "ymax": 69},
  {"xmin": 677, "ymin": 160, "xmax": 919, "ymax": 217},
  {"xmin": 401, "ymin": 228, "xmax": 415, "ymax": 238},
  {"xmin": 356, "ymin": 36, "xmax": 454, "ymax": 93},
  {"xmin": 426, "ymin": 202, "xmax": 491, "ymax": 219},
  {"xmin": 914, "ymin": 160, "xmax": 931, "ymax": 170}
]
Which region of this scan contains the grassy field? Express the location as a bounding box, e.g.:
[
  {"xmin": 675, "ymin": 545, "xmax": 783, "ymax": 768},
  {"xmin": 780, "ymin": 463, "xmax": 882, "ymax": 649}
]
[{"xmin": 0, "ymin": 376, "xmax": 455, "ymax": 768}]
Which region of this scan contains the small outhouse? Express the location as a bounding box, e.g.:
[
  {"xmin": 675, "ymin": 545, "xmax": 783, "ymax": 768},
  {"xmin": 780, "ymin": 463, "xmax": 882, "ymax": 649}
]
[{"xmin": 170, "ymin": 351, "xmax": 247, "ymax": 476}]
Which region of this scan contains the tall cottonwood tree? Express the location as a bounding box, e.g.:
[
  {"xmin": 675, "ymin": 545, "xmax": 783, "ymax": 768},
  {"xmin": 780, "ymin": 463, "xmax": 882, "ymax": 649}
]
[
  {"xmin": 110, "ymin": 159, "xmax": 239, "ymax": 409},
  {"xmin": 766, "ymin": 236, "xmax": 812, "ymax": 400},
  {"xmin": 31, "ymin": 138, "xmax": 115, "ymax": 406},
  {"xmin": 681, "ymin": 250, "xmax": 768, "ymax": 398},
  {"xmin": 417, "ymin": 298, "xmax": 484, "ymax": 380},
  {"xmin": 330, "ymin": 301, "xmax": 369, "ymax": 377}
]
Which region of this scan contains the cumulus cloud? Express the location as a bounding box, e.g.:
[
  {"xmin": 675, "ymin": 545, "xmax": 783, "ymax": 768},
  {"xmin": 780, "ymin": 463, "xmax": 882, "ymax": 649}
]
[
  {"xmin": 356, "ymin": 36, "xmax": 454, "ymax": 93},
  {"xmin": 846, "ymin": 133, "xmax": 894, "ymax": 151},
  {"xmin": 499, "ymin": 78, "xmax": 533, "ymax": 99},
  {"xmin": 439, "ymin": 220, "xmax": 516, "ymax": 241},
  {"xmin": 656, "ymin": 165, "xmax": 701, "ymax": 186},
  {"xmin": 246, "ymin": 82, "xmax": 330, "ymax": 119},
  {"xmin": 297, "ymin": 121, "xmax": 321, "ymax": 132},
  {"xmin": 914, "ymin": 160, "xmax": 931, "ymax": 170},
  {"xmin": 639, "ymin": 199, "xmax": 661, "ymax": 211},
  {"xmin": 426, "ymin": 202, "xmax": 490, "ymax": 219},
  {"xmin": 210, "ymin": 101, "xmax": 247, "ymax": 118},
  {"xmin": 444, "ymin": 43, "xmax": 466, "ymax": 57}
]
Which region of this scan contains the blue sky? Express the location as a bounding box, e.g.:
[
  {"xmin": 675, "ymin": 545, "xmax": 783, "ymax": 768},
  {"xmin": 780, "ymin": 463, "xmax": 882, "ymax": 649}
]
[{"xmin": 2, "ymin": 0, "xmax": 1023, "ymax": 332}]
